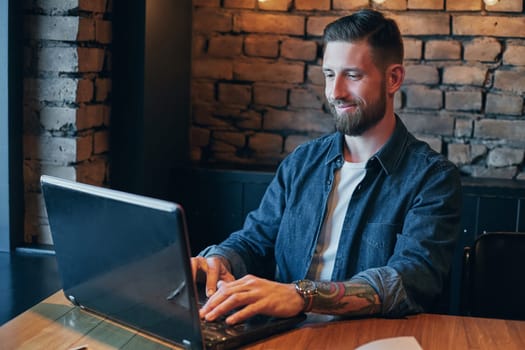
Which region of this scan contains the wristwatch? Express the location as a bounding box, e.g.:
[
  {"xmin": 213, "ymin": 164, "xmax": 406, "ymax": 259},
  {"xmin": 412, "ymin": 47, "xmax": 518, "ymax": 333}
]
[{"xmin": 293, "ymin": 279, "xmax": 318, "ymax": 313}]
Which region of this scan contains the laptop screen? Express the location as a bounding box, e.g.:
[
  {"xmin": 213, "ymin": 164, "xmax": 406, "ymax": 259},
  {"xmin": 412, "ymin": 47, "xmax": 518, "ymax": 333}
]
[{"xmin": 41, "ymin": 175, "xmax": 204, "ymax": 349}]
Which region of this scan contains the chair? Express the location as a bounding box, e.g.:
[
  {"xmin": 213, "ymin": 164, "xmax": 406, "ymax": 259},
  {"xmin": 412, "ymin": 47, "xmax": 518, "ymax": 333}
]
[{"xmin": 461, "ymin": 232, "xmax": 525, "ymax": 320}]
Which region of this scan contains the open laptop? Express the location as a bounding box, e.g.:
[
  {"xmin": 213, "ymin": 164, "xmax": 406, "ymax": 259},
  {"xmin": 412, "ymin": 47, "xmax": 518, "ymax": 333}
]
[{"xmin": 40, "ymin": 175, "xmax": 306, "ymax": 350}]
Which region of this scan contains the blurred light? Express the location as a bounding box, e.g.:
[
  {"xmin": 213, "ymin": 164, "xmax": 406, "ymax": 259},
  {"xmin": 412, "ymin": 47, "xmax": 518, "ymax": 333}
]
[
  {"xmin": 372, "ymin": 0, "xmax": 387, "ymax": 3},
  {"xmin": 483, "ymin": 0, "xmax": 500, "ymax": 5}
]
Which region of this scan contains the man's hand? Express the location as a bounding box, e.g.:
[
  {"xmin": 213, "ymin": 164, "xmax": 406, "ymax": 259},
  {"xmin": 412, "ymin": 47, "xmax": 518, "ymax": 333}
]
[
  {"xmin": 199, "ymin": 274, "xmax": 304, "ymax": 325},
  {"xmin": 191, "ymin": 256, "xmax": 235, "ymax": 297}
]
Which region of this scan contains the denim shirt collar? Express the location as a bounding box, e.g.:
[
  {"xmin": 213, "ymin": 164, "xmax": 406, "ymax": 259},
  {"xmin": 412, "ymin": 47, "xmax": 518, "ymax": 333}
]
[{"xmin": 326, "ymin": 115, "xmax": 409, "ymax": 176}]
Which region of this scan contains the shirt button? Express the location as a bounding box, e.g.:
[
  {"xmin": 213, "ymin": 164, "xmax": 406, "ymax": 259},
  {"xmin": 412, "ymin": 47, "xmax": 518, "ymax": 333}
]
[{"xmin": 327, "ymin": 179, "xmax": 332, "ymax": 185}]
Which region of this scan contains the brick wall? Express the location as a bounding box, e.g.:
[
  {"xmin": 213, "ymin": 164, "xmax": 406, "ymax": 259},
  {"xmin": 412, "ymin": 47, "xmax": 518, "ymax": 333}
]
[
  {"xmin": 22, "ymin": 0, "xmax": 112, "ymax": 244},
  {"xmin": 190, "ymin": 0, "xmax": 525, "ymax": 179}
]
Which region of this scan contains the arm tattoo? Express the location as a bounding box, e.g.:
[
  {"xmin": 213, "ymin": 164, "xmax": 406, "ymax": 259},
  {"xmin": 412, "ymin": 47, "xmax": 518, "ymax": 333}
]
[{"xmin": 311, "ymin": 281, "xmax": 381, "ymax": 316}]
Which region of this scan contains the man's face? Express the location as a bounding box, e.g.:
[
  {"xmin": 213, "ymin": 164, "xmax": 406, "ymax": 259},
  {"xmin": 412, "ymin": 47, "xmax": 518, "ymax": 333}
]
[{"xmin": 323, "ymin": 41, "xmax": 387, "ymax": 136}]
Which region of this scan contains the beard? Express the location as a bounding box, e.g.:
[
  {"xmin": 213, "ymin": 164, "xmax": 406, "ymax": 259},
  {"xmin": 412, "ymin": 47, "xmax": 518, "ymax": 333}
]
[{"xmin": 329, "ymin": 80, "xmax": 387, "ymax": 136}]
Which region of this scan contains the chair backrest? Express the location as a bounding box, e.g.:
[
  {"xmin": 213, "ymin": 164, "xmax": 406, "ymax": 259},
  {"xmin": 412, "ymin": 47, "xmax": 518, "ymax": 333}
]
[{"xmin": 462, "ymin": 232, "xmax": 525, "ymax": 320}]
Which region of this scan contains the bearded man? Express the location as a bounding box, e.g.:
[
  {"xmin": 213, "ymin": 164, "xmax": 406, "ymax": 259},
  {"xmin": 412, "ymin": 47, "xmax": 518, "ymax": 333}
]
[{"xmin": 192, "ymin": 9, "xmax": 462, "ymax": 324}]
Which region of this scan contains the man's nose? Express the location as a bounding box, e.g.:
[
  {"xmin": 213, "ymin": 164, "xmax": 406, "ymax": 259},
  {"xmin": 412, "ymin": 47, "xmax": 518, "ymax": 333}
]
[{"xmin": 330, "ymin": 75, "xmax": 347, "ymax": 101}]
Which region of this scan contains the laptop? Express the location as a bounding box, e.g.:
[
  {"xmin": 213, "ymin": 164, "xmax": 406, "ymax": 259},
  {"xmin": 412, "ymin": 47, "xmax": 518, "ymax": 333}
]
[{"xmin": 40, "ymin": 175, "xmax": 306, "ymax": 350}]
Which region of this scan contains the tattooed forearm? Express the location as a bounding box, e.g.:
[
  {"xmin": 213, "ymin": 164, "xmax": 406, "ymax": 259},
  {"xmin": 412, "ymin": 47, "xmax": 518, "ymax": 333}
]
[{"xmin": 310, "ymin": 281, "xmax": 381, "ymax": 316}]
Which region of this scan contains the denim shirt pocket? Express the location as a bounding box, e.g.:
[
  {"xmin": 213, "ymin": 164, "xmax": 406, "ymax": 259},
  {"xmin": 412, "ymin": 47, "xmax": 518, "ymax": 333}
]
[{"xmin": 358, "ymin": 222, "xmax": 401, "ymax": 269}]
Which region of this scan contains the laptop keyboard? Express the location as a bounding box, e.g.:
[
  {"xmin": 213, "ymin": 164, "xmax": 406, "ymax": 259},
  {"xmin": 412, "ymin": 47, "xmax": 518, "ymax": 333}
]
[{"xmin": 201, "ymin": 313, "xmax": 271, "ymax": 343}]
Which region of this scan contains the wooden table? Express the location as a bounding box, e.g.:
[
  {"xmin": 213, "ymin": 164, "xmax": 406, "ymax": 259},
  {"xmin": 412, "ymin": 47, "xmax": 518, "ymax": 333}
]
[{"xmin": 1, "ymin": 291, "xmax": 525, "ymax": 350}]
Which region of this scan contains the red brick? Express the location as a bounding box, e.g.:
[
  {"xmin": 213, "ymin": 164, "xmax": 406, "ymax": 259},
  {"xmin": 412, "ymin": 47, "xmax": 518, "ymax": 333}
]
[
  {"xmin": 374, "ymin": 0, "xmax": 408, "ymax": 10},
  {"xmin": 289, "ymin": 87, "xmax": 324, "ymax": 109},
  {"xmin": 77, "ymin": 79, "xmax": 94, "ymax": 102},
  {"xmin": 295, "ymin": 0, "xmax": 330, "ymax": 10},
  {"xmin": 193, "ymin": 58, "xmax": 233, "ymax": 80},
  {"xmin": 253, "ymin": 84, "xmax": 288, "ymax": 107},
  {"xmin": 234, "ymin": 12, "xmax": 304, "ymax": 35},
  {"xmin": 405, "ymin": 86, "xmax": 443, "ymax": 110},
  {"xmin": 332, "ymin": 0, "xmax": 369, "ymax": 9},
  {"xmin": 390, "ymin": 14, "xmax": 450, "ymax": 35},
  {"xmin": 224, "ymin": 0, "xmax": 256, "ymax": 9},
  {"xmin": 191, "ymin": 127, "xmax": 211, "ymax": 147},
  {"xmin": 443, "ymin": 66, "xmax": 487, "ymax": 87},
  {"xmin": 78, "ymin": 48, "xmax": 105, "ymax": 72},
  {"xmin": 448, "ymin": 143, "xmax": 470, "ymax": 165},
  {"xmin": 193, "ymin": 8, "xmax": 232, "ymax": 33},
  {"xmin": 487, "ymin": 147, "xmax": 524, "ymax": 167},
  {"xmin": 193, "ymin": 0, "xmax": 220, "ymax": 7},
  {"xmin": 218, "ymin": 83, "xmax": 252, "ymax": 105},
  {"xmin": 453, "ymin": 15, "xmax": 525, "ymax": 37},
  {"xmin": 193, "ymin": 35, "xmax": 207, "ymax": 57},
  {"xmin": 486, "ymin": 0, "xmax": 523, "ymax": 12},
  {"xmin": 95, "ymin": 78, "xmax": 111, "ymax": 102},
  {"xmin": 455, "ymin": 119, "xmax": 474, "ymax": 138},
  {"xmin": 94, "ymin": 130, "xmax": 109, "ymax": 154},
  {"xmin": 78, "ymin": 18, "xmax": 95, "ymax": 41},
  {"xmin": 213, "ymin": 105, "xmax": 261, "ymax": 129},
  {"xmin": 249, "ymin": 133, "xmax": 283, "ymax": 154},
  {"xmin": 258, "ymin": 0, "xmax": 292, "ymax": 11},
  {"xmin": 281, "ymin": 38, "xmax": 318, "ymax": 61},
  {"xmin": 264, "ymin": 109, "xmax": 334, "ymax": 133},
  {"xmin": 486, "ymin": 93, "xmax": 523, "ymax": 116},
  {"xmin": 211, "ymin": 138, "xmax": 237, "ymax": 153},
  {"xmin": 464, "ymin": 37, "xmax": 502, "ymax": 62},
  {"xmin": 234, "ymin": 61, "xmax": 305, "ymax": 83},
  {"xmin": 214, "ymin": 131, "xmax": 246, "ymax": 148},
  {"xmin": 404, "ymin": 38, "xmax": 423, "ymax": 60},
  {"xmin": 192, "ymin": 81, "xmax": 216, "ymax": 103},
  {"xmin": 235, "ymin": 110, "xmax": 262, "ymax": 129},
  {"xmin": 208, "ymin": 35, "xmax": 243, "ymax": 57},
  {"xmin": 467, "ymin": 166, "xmax": 518, "ymax": 180},
  {"xmin": 76, "ymin": 157, "xmax": 108, "ymax": 185},
  {"xmin": 445, "ymin": 91, "xmax": 482, "ymax": 112},
  {"xmin": 446, "ymin": 0, "xmax": 482, "ymax": 11},
  {"xmin": 408, "ymin": 0, "xmax": 444, "ymax": 10},
  {"xmin": 475, "ymin": 119, "xmax": 525, "ymax": 142},
  {"xmin": 425, "ymin": 40, "xmax": 461, "ymax": 60},
  {"xmin": 307, "ymin": 65, "xmax": 324, "ymax": 85},
  {"xmin": 494, "ymin": 70, "xmax": 525, "ymax": 94},
  {"xmin": 77, "ymin": 105, "xmax": 105, "ymax": 130},
  {"xmin": 77, "ymin": 134, "xmax": 93, "ymax": 161},
  {"xmin": 404, "ymin": 65, "xmax": 439, "ymax": 84},
  {"xmin": 399, "ymin": 112, "xmax": 454, "ymax": 136},
  {"xmin": 244, "ymin": 35, "xmax": 279, "ymax": 58},
  {"xmin": 79, "ymin": 0, "xmax": 107, "ymax": 13},
  {"xmin": 306, "ymin": 16, "xmax": 339, "ymax": 37},
  {"xmin": 503, "ymin": 43, "xmax": 525, "ymax": 66},
  {"xmin": 193, "ymin": 105, "xmax": 233, "ymax": 128},
  {"xmin": 95, "ymin": 19, "xmax": 112, "ymax": 44}
]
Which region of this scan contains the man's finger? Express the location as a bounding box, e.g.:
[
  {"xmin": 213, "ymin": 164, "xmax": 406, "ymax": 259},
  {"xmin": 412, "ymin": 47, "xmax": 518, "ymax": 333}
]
[{"xmin": 205, "ymin": 258, "xmax": 222, "ymax": 296}]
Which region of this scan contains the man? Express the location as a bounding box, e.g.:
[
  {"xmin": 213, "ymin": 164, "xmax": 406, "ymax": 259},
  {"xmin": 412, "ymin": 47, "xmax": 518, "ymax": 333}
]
[{"xmin": 191, "ymin": 9, "xmax": 462, "ymax": 325}]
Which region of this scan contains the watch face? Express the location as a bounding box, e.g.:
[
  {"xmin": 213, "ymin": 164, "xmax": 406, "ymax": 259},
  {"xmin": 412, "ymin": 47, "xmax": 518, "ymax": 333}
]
[{"xmin": 297, "ymin": 279, "xmax": 317, "ymax": 295}]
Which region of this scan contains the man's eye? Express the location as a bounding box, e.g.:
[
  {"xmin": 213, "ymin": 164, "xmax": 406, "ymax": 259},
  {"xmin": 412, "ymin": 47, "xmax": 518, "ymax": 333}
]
[{"xmin": 347, "ymin": 73, "xmax": 361, "ymax": 80}]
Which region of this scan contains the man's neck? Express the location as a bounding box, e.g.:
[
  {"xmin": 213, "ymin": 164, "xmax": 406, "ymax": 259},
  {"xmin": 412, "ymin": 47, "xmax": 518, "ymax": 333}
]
[{"xmin": 343, "ymin": 113, "xmax": 396, "ymax": 163}]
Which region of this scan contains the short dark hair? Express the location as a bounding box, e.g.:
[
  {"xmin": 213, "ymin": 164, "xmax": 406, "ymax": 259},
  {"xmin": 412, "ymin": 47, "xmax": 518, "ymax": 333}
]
[{"xmin": 323, "ymin": 9, "xmax": 404, "ymax": 70}]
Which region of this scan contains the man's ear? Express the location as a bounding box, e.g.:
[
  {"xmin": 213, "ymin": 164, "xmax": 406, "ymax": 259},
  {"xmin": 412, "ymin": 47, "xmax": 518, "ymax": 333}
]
[{"xmin": 386, "ymin": 64, "xmax": 404, "ymax": 94}]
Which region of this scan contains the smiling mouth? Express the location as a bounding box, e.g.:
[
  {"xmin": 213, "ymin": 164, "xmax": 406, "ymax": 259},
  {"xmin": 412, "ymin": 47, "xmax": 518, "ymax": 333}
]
[{"xmin": 335, "ymin": 103, "xmax": 358, "ymax": 112}]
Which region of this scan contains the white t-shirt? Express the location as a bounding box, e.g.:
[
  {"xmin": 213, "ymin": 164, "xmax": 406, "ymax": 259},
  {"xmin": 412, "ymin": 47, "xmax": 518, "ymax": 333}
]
[{"xmin": 307, "ymin": 161, "xmax": 367, "ymax": 281}]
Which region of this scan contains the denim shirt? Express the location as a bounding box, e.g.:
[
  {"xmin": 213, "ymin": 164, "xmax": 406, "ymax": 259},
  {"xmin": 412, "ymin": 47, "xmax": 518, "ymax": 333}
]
[{"xmin": 201, "ymin": 116, "xmax": 462, "ymax": 317}]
